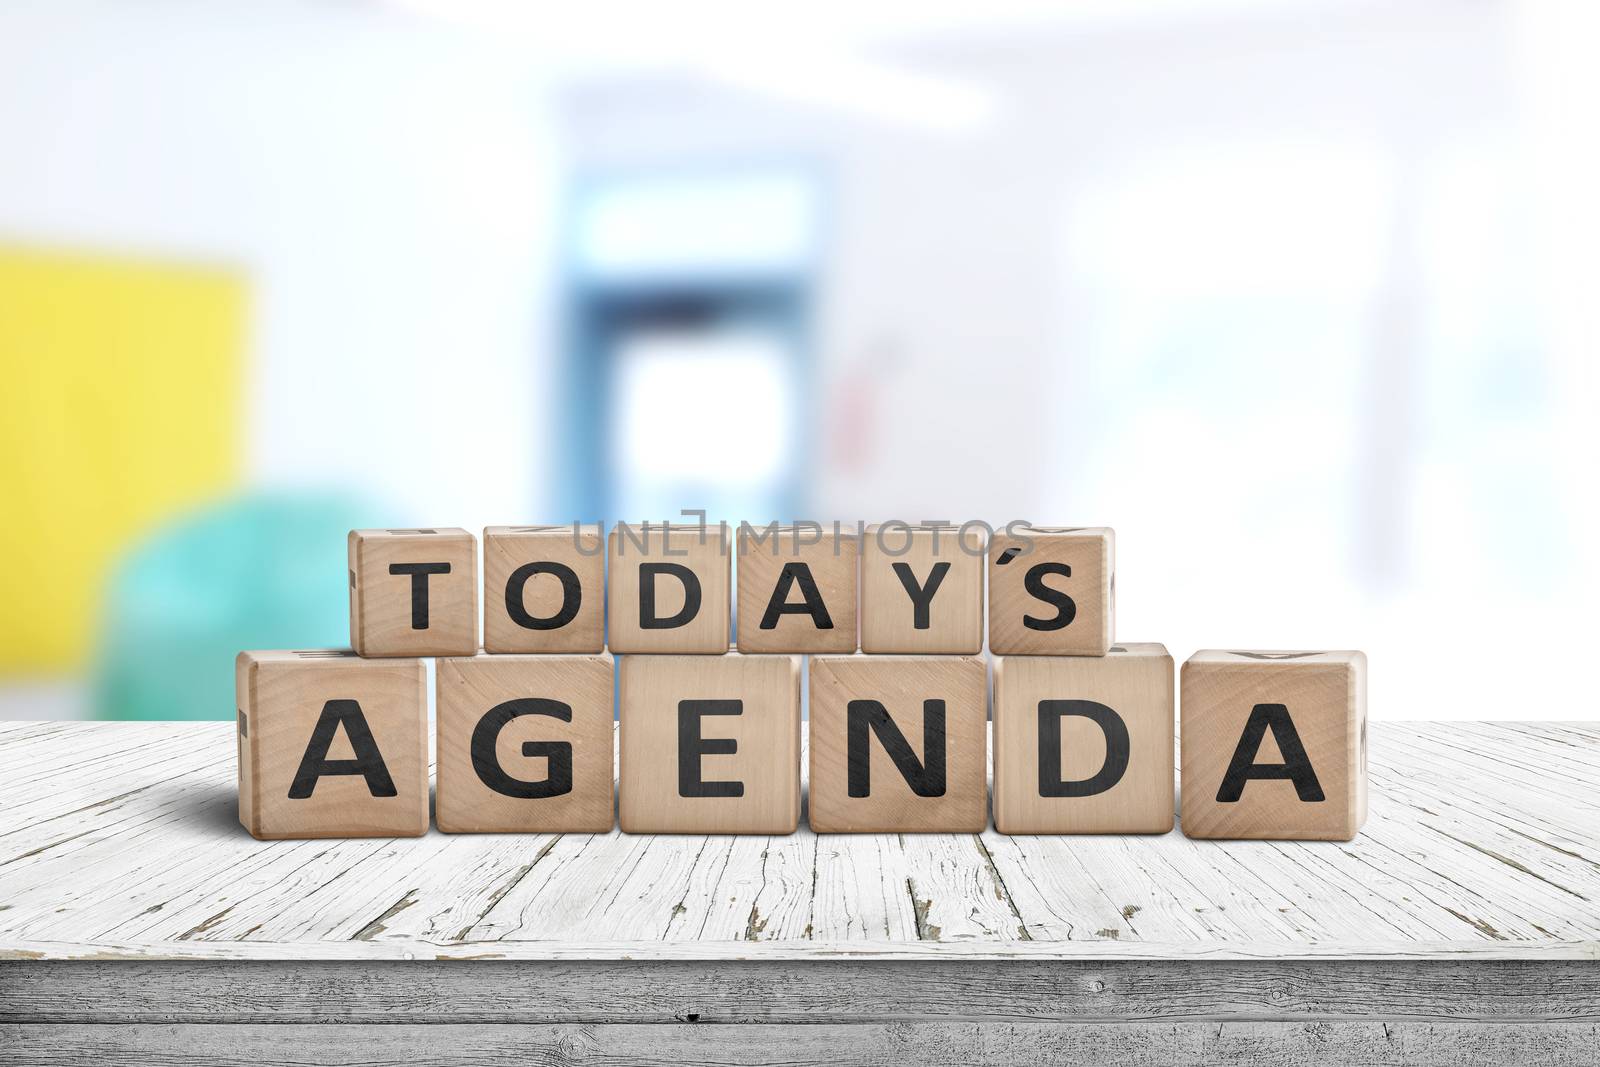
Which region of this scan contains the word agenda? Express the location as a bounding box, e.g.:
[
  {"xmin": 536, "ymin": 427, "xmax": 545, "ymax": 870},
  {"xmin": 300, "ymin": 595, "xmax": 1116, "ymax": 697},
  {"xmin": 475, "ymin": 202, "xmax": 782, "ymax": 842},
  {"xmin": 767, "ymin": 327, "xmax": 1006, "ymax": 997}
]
[{"xmin": 237, "ymin": 523, "xmax": 1367, "ymax": 842}]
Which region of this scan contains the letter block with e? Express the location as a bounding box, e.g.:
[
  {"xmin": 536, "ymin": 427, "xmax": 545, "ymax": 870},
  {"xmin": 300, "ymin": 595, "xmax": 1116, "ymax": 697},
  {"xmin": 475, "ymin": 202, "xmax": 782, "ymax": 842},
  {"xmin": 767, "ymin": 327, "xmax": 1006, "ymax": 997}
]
[
  {"xmin": 992, "ymin": 644, "xmax": 1174, "ymax": 834},
  {"xmin": 435, "ymin": 652, "xmax": 615, "ymax": 833},
  {"xmin": 1180, "ymin": 650, "xmax": 1368, "ymax": 841},
  {"xmin": 988, "ymin": 526, "xmax": 1113, "ymax": 656},
  {"xmin": 482, "ymin": 525, "xmax": 605, "ymax": 654},
  {"xmin": 618, "ymin": 653, "xmax": 801, "ymax": 833},
  {"xmin": 607, "ymin": 522, "xmax": 731, "ymax": 654},
  {"xmin": 736, "ymin": 524, "xmax": 858, "ymax": 654},
  {"xmin": 236, "ymin": 650, "xmax": 428, "ymax": 839},
  {"xmin": 808, "ymin": 655, "xmax": 988, "ymax": 832},
  {"xmin": 348, "ymin": 528, "xmax": 478, "ymax": 657}
]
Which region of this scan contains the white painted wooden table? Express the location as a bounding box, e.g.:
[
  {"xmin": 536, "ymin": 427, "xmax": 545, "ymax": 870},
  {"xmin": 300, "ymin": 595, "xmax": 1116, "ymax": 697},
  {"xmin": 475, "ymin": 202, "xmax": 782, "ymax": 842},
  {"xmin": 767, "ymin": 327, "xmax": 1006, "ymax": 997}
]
[{"xmin": 1, "ymin": 719, "xmax": 1596, "ymax": 1065}]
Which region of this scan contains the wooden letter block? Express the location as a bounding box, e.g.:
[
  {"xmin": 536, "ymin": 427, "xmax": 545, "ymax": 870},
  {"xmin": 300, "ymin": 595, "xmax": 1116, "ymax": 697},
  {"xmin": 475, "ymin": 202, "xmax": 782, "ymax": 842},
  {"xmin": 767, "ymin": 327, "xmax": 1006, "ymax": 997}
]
[
  {"xmin": 608, "ymin": 522, "xmax": 731, "ymax": 654},
  {"xmin": 435, "ymin": 652, "xmax": 614, "ymax": 833},
  {"xmin": 236, "ymin": 650, "xmax": 427, "ymax": 839},
  {"xmin": 859, "ymin": 524, "xmax": 983, "ymax": 654},
  {"xmin": 1180, "ymin": 650, "xmax": 1368, "ymax": 841},
  {"xmin": 348, "ymin": 528, "xmax": 477, "ymax": 657},
  {"xmin": 482, "ymin": 525, "xmax": 605, "ymax": 653},
  {"xmin": 992, "ymin": 644, "xmax": 1174, "ymax": 835},
  {"xmin": 988, "ymin": 526, "xmax": 1113, "ymax": 656},
  {"xmin": 619, "ymin": 652, "xmax": 801, "ymax": 834},
  {"xmin": 808, "ymin": 655, "xmax": 987, "ymax": 832},
  {"xmin": 736, "ymin": 525, "xmax": 858, "ymax": 654}
]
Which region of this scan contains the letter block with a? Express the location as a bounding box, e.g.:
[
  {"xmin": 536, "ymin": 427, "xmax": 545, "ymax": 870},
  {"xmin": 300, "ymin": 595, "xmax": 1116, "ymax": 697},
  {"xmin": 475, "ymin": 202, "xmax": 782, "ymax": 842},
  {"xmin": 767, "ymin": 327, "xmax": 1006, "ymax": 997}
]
[
  {"xmin": 1180, "ymin": 650, "xmax": 1368, "ymax": 841},
  {"xmin": 860, "ymin": 524, "xmax": 983, "ymax": 654},
  {"xmin": 988, "ymin": 526, "xmax": 1113, "ymax": 656},
  {"xmin": 808, "ymin": 654, "xmax": 988, "ymax": 832},
  {"xmin": 236, "ymin": 650, "xmax": 427, "ymax": 840},
  {"xmin": 435, "ymin": 652, "xmax": 615, "ymax": 833},
  {"xmin": 608, "ymin": 522, "xmax": 731, "ymax": 654},
  {"xmin": 737, "ymin": 524, "xmax": 859, "ymax": 654},
  {"xmin": 992, "ymin": 644, "xmax": 1173, "ymax": 835},
  {"xmin": 619, "ymin": 652, "xmax": 801, "ymax": 833},
  {"xmin": 483, "ymin": 525, "xmax": 605, "ymax": 653},
  {"xmin": 349, "ymin": 528, "xmax": 478, "ymax": 657}
]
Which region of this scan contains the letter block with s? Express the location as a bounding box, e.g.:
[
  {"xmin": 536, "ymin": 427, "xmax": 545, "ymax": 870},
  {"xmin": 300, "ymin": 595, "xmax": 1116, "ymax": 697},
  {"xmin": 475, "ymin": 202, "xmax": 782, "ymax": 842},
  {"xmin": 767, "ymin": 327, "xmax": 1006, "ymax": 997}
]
[
  {"xmin": 1180, "ymin": 650, "xmax": 1368, "ymax": 841},
  {"xmin": 483, "ymin": 525, "xmax": 605, "ymax": 653},
  {"xmin": 236, "ymin": 650, "xmax": 428, "ymax": 839},
  {"xmin": 435, "ymin": 653, "xmax": 615, "ymax": 833},
  {"xmin": 992, "ymin": 644, "xmax": 1174, "ymax": 834},
  {"xmin": 348, "ymin": 528, "xmax": 478, "ymax": 657},
  {"xmin": 987, "ymin": 526, "xmax": 1113, "ymax": 656},
  {"xmin": 607, "ymin": 522, "xmax": 731, "ymax": 654}
]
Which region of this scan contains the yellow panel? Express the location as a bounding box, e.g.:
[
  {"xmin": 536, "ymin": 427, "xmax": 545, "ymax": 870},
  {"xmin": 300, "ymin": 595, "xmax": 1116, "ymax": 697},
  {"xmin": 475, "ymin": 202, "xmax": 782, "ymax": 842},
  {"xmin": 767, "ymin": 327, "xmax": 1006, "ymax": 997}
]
[{"xmin": 0, "ymin": 245, "xmax": 246, "ymax": 673}]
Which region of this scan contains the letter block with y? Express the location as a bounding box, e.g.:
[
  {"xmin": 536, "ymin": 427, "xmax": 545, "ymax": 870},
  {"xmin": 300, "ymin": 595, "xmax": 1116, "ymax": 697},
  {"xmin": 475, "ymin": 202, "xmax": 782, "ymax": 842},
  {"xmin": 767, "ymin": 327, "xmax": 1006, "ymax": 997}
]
[
  {"xmin": 988, "ymin": 526, "xmax": 1113, "ymax": 656},
  {"xmin": 435, "ymin": 652, "xmax": 615, "ymax": 833},
  {"xmin": 737, "ymin": 524, "xmax": 858, "ymax": 654},
  {"xmin": 483, "ymin": 525, "xmax": 605, "ymax": 653},
  {"xmin": 808, "ymin": 655, "xmax": 988, "ymax": 832},
  {"xmin": 618, "ymin": 652, "xmax": 801, "ymax": 833},
  {"xmin": 349, "ymin": 528, "xmax": 478, "ymax": 657},
  {"xmin": 236, "ymin": 650, "xmax": 427, "ymax": 839},
  {"xmin": 860, "ymin": 524, "xmax": 983, "ymax": 654},
  {"xmin": 1180, "ymin": 650, "xmax": 1368, "ymax": 841},
  {"xmin": 608, "ymin": 522, "xmax": 731, "ymax": 654},
  {"xmin": 992, "ymin": 644, "xmax": 1174, "ymax": 834}
]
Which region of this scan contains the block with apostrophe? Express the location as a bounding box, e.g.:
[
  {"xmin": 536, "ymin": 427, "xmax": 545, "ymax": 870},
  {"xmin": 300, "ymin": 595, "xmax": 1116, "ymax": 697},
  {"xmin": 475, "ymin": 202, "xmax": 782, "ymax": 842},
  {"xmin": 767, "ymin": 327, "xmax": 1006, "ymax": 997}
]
[
  {"xmin": 736, "ymin": 525, "xmax": 858, "ymax": 654},
  {"xmin": 348, "ymin": 528, "xmax": 477, "ymax": 657},
  {"xmin": 988, "ymin": 526, "xmax": 1113, "ymax": 656},
  {"xmin": 483, "ymin": 525, "xmax": 605, "ymax": 654},
  {"xmin": 608, "ymin": 523, "xmax": 731, "ymax": 654},
  {"xmin": 859, "ymin": 524, "xmax": 983, "ymax": 654}
]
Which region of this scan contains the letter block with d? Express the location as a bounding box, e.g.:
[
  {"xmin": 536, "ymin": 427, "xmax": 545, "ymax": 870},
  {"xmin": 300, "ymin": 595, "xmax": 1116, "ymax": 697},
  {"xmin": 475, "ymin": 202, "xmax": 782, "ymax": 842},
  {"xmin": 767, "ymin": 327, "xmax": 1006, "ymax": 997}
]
[
  {"xmin": 483, "ymin": 525, "xmax": 605, "ymax": 653},
  {"xmin": 1180, "ymin": 650, "xmax": 1368, "ymax": 841},
  {"xmin": 435, "ymin": 652, "xmax": 615, "ymax": 833},
  {"xmin": 808, "ymin": 655, "xmax": 988, "ymax": 832},
  {"xmin": 236, "ymin": 650, "xmax": 427, "ymax": 839},
  {"xmin": 992, "ymin": 644, "xmax": 1174, "ymax": 834},
  {"xmin": 988, "ymin": 526, "xmax": 1113, "ymax": 656},
  {"xmin": 348, "ymin": 528, "xmax": 478, "ymax": 657},
  {"xmin": 619, "ymin": 652, "xmax": 801, "ymax": 833},
  {"xmin": 608, "ymin": 522, "xmax": 731, "ymax": 654}
]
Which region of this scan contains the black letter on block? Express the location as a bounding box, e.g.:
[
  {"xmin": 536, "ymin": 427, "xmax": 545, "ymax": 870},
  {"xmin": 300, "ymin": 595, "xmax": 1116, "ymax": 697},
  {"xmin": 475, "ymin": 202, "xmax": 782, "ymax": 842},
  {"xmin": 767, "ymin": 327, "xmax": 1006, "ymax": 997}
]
[
  {"xmin": 471, "ymin": 698, "xmax": 573, "ymax": 799},
  {"xmin": 505, "ymin": 562, "xmax": 581, "ymax": 630},
  {"xmin": 679, "ymin": 700, "xmax": 743, "ymax": 798},
  {"xmin": 1038, "ymin": 700, "xmax": 1128, "ymax": 797},
  {"xmin": 1023, "ymin": 562, "xmax": 1077, "ymax": 631},
  {"xmin": 891, "ymin": 562, "xmax": 949, "ymax": 630},
  {"xmin": 289, "ymin": 700, "xmax": 397, "ymax": 799},
  {"xmin": 848, "ymin": 700, "xmax": 946, "ymax": 798},
  {"xmin": 640, "ymin": 563, "xmax": 702, "ymax": 629},
  {"xmin": 389, "ymin": 562, "xmax": 451, "ymax": 629},
  {"xmin": 760, "ymin": 562, "xmax": 834, "ymax": 630},
  {"xmin": 1217, "ymin": 703, "xmax": 1325, "ymax": 803}
]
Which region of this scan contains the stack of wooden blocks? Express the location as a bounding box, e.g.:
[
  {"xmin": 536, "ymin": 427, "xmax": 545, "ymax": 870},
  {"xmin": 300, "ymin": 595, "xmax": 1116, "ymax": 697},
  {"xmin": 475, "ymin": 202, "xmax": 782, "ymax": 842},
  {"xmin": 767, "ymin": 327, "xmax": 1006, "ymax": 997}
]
[{"xmin": 237, "ymin": 524, "xmax": 1367, "ymax": 843}]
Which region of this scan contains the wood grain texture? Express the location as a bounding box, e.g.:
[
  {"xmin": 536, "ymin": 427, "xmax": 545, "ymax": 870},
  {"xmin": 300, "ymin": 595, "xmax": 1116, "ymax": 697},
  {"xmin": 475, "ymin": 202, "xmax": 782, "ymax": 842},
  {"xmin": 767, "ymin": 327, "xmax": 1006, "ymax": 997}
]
[
  {"xmin": 481, "ymin": 525, "xmax": 605, "ymax": 654},
  {"xmin": 607, "ymin": 523, "xmax": 732, "ymax": 654},
  {"xmin": 735, "ymin": 525, "xmax": 858, "ymax": 653},
  {"xmin": 859, "ymin": 524, "xmax": 984, "ymax": 654},
  {"xmin": 348, "ymin": 528, "xmax": 478, "ymax": 657},
  {"xmin": 988, "ymin": 526, "xmax": 1114, "ymax": 656},
  {"xmin": 435, "ymin": 652, "xmax": 615, "ymax": 834}
]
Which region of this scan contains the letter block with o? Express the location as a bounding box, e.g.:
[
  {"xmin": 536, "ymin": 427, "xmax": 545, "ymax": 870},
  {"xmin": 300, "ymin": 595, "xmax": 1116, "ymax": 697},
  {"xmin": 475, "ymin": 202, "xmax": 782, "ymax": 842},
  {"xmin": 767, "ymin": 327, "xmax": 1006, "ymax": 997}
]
[
  {"xmin": 348, "ymin": 528, "xmax": 478, "ymax": 657},
  {"xmin": 483, "ymin": 525, "xmax": 605, "ymax": 654},
  {"xmin": 607, "ymin": 522, "xmax": 731, "ymax": 654},
  {"xmin": 992, "ymin": 644, "xmax": 1174, "ymax": 834},
  {"xmin": 435, "ymin": 652, "xmax": 615, "ymax": 833},
  {"xmin": 236, "ymin": 650, "xmax": 428, "ymax": 839},
  {"xmin": 1180, "ymin": 650, "xmax": 1368, "ymax": 841},
  {"xmin": 988, "ymin": 526, "xmax": 1113, "ymax": 656}
]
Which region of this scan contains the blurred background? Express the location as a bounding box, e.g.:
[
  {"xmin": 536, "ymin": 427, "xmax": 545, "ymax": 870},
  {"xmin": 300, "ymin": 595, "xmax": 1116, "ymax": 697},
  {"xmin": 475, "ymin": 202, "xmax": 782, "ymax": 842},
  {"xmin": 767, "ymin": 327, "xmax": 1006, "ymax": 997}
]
[{"xmin": 2, "ymin": 0, "xmax": 1595, "ymax": 723}]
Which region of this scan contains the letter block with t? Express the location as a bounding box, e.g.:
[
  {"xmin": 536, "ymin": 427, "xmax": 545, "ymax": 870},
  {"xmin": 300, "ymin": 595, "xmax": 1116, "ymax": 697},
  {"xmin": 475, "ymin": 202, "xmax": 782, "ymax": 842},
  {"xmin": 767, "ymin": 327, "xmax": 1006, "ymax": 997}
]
[
  {"xmin": 988, "ymin": 526, "xmax": 1113, "ymax": 656},
  {"xmin": 1180, "ymin": 650, "xmax": 1368, "ymax": 841},
  {"xmin": 618, "ymin": 652, "xmax": 801, "ymax": 833},
  {"xmin": 808, "ymin": 655, "xmax": 988, "ymax": 832},
  {"xmin": 737, "ymin": 524, "xmax": 858, "ymax": 654},
  {"xmin": 236, "ymin": 650, "xmax": 427, "ymax": 839},
  {"xmin": 992, "ymin": 644, "xmax": 1174, "ymax": 834},
  {"xmin": 435, "ymin": 652, "xmax": 615, "ymax": 833},
  {"xmin": 348, "ymin": 528, "xmax": 478, "ymax": 657},
  {"xmin": 608, "ymin": 522, "xmax": 731, "ymax": 654},
  {"xmin": 483, "ymin": 525, "xmax": 605, "ymax": 654},
  {"xmin": 860, "ymin": 524, "xmax": 983, "ymax": 654}
]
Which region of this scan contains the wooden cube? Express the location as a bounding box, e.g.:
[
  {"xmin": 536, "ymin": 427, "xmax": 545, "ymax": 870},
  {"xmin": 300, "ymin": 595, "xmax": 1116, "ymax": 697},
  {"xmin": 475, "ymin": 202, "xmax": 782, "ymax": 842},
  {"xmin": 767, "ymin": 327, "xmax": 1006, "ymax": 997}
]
[
  {"xmin": 859, "ymin": 524, "xmax": 983, "ymax": 654},
  {"xmin": 348, "ymin": 528, "xmax": 478, "ymax": 657},
  {"xmin": 236, "ymin": 650, "xmax": 427, "ymax": 839},
  {"xmin": 988, "ymin": 526, "xmax": 1113, "ymax": 656},
  {"xmin": 808, "ymin": 655, "xmax": 988, "ymax": 832},
  {"xmin": 736, "ymin": 524, "xmax": 858, "ymax": 654},
  {"xmin": 992, "ymin": 644, "xmax": 1174, "ymax": 835},
  {"xmin": 608, "ymin": 522, "xmax": 731, "ymax": 654},
  {"xmin": 483, "ymin": 525, "xmax": 605, "ymax": 654},
  {"xmin": 435, "ymin": 652, "xmax": 615, "ymax": 833},
  {"xmin": 1180, "ymin": 650, "xmax": 1368, "ymax": 841},
  {"xmin": 618, "ymin": 652, "xmax": 801, "ymax": 834}
]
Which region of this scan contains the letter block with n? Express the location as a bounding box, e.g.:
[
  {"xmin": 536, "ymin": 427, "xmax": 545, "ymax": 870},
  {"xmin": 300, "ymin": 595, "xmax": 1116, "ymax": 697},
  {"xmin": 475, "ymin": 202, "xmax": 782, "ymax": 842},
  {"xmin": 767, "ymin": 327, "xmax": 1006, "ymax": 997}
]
[
  {"xmin": 1180, "ymin": 650, "xmax": 1368, "ymax": 841},
  {"xmin": 236, "ymin": 650, "xmax": 427, "ymax": 839},
  {"xmin": 607, "ymin": 522, "xmax": 731, "ymax": 654},
  {"xmin": 348, "ymin": 528, "xmax": 478, "ymax": 657}
]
